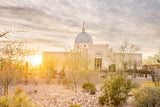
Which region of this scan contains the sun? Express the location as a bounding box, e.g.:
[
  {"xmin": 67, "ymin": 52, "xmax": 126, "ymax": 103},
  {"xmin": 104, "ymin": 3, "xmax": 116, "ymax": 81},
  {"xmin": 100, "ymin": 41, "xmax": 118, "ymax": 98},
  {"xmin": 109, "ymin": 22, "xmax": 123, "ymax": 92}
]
[{"xmin": 30, "ymin": 55, "xmax": 42, "ymax": 66}]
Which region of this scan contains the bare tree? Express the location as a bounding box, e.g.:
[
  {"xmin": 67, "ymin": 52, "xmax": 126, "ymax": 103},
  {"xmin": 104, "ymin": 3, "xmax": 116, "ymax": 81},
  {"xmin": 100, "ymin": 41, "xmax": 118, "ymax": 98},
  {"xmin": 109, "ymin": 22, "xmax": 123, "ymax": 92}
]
[
  {"xmin": 0, "ymin": 30, "xmax": 10, "ymax": 37},
  {"xmin": 155, "ymin": 52, "xmax": 160, "ymax": 63},
  {"xmin": 119, "ymin": 40, "xmax": 139, "ymax": 70},
  {"xmin": 143, "ymin": 56, "xmax": 158, "ymax": 65},
  {"xmin": 120, "ymin": 40, "xmax": 128, "ymax": 69},
  {"xmin": 143, "ymin": 51, "xmax": 160, "ymax": 65},
  {"xmin": 0, "ymin": 29, "xmax": 24, "ymax": 38},
  {"xmin": 42, "ymin": 55, "xmax": 59, "ymax": 84},
  {"xmin": 0, "ymin": 42, "xmax": 35, "ymax": 95},
  {"xmin": 64, "ymin": 51, "xmax": 88, "ymax": 92},
  {"xmin": 107, "ymin": 40, "xmax": 139, "ymax": 71}
]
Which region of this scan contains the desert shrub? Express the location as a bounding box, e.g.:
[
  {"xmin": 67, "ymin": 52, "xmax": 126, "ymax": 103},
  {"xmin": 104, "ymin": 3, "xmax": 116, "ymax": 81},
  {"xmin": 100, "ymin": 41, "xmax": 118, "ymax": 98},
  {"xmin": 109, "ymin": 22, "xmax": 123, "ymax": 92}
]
[
  {"xmin": 82, "ymin": 82, "xmax": 97, "ymax": 93},
  {"xmin": 142, "ymin": 81, "xmax": 160, "ymax": 87},
  {"xmin": 62, "ymin": 78, "xmax": 72, "ymax": 85},
  {"xmin": 59, "ymin": 69, "xmax": 65, "ymax": 77},
  {"xmin": 62, "ymin": 78, "xmax": 73, "ymax": 89},
  {"xmin": 0, "ymin": 87, "xmax": 35, "ymax": 107},
  {"xmin": 46, "ymin": 77, "xmax": 51, "ymax": 84},
  {"xmin": 69, "ymin": 104, "xmax": 81, "ymax": 107},
  {"xmin": 109, "ymin": 64, "xmax": 116, "ymax": 72},
  {"xmin": 90, "ymin": 90, "xmax": 96, "ymax": 95},
  {"xmin": 99, "ymin": 72, "xmax": 131, "ymax": 106},
  {"xmin": 133, "ymin": 82, "xmax": 160, "ymax": 107},
  {"xmin": 131, "ymin": 82, "xmax": 140, "ymax": 89}
]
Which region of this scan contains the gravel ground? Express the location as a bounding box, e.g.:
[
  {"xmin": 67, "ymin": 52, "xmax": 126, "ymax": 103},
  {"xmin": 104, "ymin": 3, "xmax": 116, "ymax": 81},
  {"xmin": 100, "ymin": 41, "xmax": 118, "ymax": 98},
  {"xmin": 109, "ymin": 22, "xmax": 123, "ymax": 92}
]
[
  {"xmin": 0, "ymin": 77, "xmax": 152, "ymax": 107},
  {"xmin": 4, "ymin": 84, "xmax": 102, "ymax": 107}
]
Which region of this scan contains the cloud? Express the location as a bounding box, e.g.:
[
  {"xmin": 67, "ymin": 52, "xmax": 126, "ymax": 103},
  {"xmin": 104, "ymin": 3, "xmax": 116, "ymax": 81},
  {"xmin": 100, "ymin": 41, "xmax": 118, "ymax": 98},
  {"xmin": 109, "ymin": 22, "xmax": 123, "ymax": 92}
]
[{"xmin": 0, "ymin": 0, "xmax": 160, "ymax": 57}]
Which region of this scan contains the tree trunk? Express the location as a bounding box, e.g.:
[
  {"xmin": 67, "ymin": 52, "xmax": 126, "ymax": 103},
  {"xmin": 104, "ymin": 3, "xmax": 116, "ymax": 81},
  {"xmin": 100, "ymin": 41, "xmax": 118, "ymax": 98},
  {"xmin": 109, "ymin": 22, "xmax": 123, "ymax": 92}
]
[
  {"xmin": 4, "ymin": 85, "xmax": 6, "ymax": 96},
  {"xmin": 87, "ymin": 77, "xmax": 90, "ymax": 83},
  {"xmin": 25, "ymin": 62, "xmax": 29, "ymax": 85},
  {"xmin": 107, "ymin": 85, "xmax": 111, "ymax": 107},
  {"xmin": 6, "ymin": 83, "xmax": 8, "ymax": 96},
  {"xmin": 25, "ymin": 76, "xmax": 28, "ymax": 85},
  {"xmin": 74, "ymin": 82, "xmax": 77, "ymax": 92},
  {"xmin": 4, "ymin": 69, "xmax": 9, "ymax": 96},
  {"xmin": 4, "ymin": 83, "xmax": 8, "ymax": 96},
  {"xmin": 145, "ymin": 72, "xmax": 147, "ymax": 78}
]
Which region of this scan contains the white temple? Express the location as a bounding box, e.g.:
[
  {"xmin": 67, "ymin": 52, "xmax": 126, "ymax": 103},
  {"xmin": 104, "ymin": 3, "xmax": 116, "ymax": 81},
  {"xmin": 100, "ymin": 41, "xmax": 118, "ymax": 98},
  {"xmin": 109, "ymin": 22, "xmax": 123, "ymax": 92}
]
[{"xmin": 43, "ymin": 22, "xmax": 142, "ymax": 71}]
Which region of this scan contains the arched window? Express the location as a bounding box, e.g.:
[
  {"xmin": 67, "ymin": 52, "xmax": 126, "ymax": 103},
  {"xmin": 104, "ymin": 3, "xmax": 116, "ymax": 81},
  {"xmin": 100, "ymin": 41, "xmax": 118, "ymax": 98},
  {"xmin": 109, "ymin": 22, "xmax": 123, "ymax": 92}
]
[
  {"xmin": 95, "ymin": 53, "xmax": 102, "ymax": 58},
  {"xmin": 95, "ymin": 53, "xmax": 102, "ymax": 70}
]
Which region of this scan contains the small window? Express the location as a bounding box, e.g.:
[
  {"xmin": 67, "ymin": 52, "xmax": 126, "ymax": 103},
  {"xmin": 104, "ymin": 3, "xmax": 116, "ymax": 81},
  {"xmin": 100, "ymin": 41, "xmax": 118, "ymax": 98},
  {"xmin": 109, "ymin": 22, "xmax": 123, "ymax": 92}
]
[
  {"xmin": 84, "ymin": 45, "xmax": 86, "ymax": 47},
  {"xmin": 124, "ymin": 63, "xmax": 127, "ymax": 69},
  {"xmin": 134, "ymin": 63, "xmax": 137, "ymax": 70}
]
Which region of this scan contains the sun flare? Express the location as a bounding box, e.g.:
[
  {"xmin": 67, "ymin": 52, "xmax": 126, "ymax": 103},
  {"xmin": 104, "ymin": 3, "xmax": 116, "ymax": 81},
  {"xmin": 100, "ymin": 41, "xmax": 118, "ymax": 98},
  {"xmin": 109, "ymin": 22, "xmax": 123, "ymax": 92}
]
[{"xmin": 29, "ymin": 55, "xmax": 42, "ymax": 66}]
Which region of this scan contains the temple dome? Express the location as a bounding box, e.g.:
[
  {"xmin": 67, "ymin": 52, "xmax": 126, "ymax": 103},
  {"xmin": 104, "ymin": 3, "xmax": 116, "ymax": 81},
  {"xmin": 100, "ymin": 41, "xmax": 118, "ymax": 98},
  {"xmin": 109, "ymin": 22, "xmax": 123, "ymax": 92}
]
[
  {"xmin": 75, "ymin": 32, "xmax": 93, "ymax": 44},
  {"xmin": 75, "ymin": 22, "xmax": 93, "ymax": 44}
]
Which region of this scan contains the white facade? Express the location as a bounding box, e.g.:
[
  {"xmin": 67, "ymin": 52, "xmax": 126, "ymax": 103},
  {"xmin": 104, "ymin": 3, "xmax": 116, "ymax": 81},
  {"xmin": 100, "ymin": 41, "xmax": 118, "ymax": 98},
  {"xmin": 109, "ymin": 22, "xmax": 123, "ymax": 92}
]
[
  {"xmin": 43, "ymin": 22, "xmax": 142, "ymax": 71},
  {"xmin": 73, "ymin": 22, "xmax": 142, "ymax": 70}
]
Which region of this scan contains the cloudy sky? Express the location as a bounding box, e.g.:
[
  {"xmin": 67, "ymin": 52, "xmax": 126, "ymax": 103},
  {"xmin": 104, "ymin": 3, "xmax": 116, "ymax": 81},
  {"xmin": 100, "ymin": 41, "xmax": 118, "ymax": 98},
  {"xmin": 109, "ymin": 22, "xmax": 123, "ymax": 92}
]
[{"xmin": 0, "ymin": 0, "xmax": 160, "ymax": 58}]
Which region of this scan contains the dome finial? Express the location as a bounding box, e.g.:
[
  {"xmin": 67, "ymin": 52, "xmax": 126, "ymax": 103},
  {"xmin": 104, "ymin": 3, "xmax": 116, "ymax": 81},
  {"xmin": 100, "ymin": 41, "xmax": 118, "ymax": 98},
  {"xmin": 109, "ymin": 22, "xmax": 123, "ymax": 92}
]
[{"xmin": 82, "ymin": 22, "xmax": 85, "ymax": 32}]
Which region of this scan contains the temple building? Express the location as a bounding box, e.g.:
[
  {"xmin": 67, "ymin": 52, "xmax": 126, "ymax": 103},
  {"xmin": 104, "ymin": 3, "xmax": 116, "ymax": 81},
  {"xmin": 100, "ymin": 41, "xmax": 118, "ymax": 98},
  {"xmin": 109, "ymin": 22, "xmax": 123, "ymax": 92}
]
[{"xmin": 43, "ymin": 22, "xmax": 142, "ymax": 71}]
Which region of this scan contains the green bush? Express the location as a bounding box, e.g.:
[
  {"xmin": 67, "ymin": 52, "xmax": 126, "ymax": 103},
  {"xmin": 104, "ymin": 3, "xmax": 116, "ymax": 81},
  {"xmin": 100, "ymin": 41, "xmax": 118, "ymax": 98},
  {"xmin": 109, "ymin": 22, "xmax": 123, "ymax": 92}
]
[
  {"xmin": 82, "ymin": 82, "xmax": 97, "ymax": 93},
  {"xmin": 0, "ymin": 87, "xmax": 35, "ymax": 107},
  {"xmin": 69, "ymin": 104, "xmax": 81, "ymax": 107},
  {"xmin": 99, "ymin": 72, "xmax": 131, "ymax": 106},
  {"xmin": 133, "ymin": 85, "xmax": 160, "ymax": 107},
  {"xmin": 125, "ymin": 69, "xmax": 150, "ymax": 75}
]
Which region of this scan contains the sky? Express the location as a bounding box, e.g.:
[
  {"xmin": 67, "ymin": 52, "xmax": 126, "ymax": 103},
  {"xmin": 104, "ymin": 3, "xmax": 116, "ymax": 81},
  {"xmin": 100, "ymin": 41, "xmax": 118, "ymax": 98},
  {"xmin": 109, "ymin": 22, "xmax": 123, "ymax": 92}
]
[{"xmin": 0, "ymin": 0, "xmax": 160, "ymax": 58}]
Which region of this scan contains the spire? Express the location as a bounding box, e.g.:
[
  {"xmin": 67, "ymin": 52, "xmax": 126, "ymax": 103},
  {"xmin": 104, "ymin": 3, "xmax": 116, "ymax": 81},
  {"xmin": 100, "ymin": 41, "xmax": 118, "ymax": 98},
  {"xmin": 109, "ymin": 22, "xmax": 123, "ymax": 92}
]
[{"xmin": 82, "ymin": 22, "xmax": 85, "ymax": 32}]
